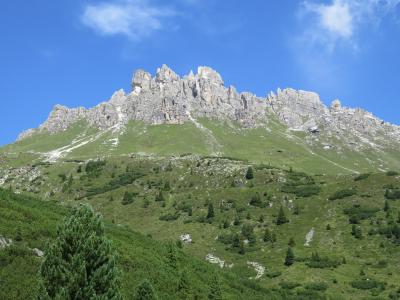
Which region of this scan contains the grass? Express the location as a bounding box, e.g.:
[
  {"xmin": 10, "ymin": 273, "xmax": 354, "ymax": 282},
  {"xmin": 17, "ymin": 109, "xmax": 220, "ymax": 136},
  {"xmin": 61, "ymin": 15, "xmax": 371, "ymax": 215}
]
[{"xmin": 2, "ymin": 155, "xmax": 400, "ymax": 299}]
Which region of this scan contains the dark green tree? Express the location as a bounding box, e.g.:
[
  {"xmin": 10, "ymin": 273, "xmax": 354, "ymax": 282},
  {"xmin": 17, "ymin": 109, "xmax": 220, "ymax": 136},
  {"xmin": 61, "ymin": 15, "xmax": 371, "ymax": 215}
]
[
  {"xmin": 293, "ymin": 203, "xmax": 300, "ymax": 215},
  {"xmin": 166, "ymin": 243, "xmax": 178, "ymax": 269},
  {"xmin": 155, "ymin": 190, "xmax": 165, "ymax": 202},
  {"xmin": 284, "ymin": 247, "xmax": 295, "ymax": 266},
  {"xmin": 276, "ymin": 206, "xmax": 288, "ymax": 225},
  {"xmin": 384, "ymin": 200, "xmax": 390, "ymax": 212},
  {"xmin": 263, "ymin": 228, "xmax": 272, "ymax": 243},
  {"xmin": 163, "ymin": 181, "xmax": 171, "ymax": 191},
  {"xmin": 122, "ymin": 191, "xmax": 134, "ymax": 205},
  {"xmin": 238, "ymin": 240, "xmax": 246, "ymax": 255},
  {"xmin": 288, "ymin": 237, "xmax": 296, "ymax": 247},
  {"xmin": 351, "ymin": 225, "xmax": 363, "ymax": 239},
  {"xmin": 133, "ymin": 279, "xmax": 158, "ymax": 300},
  {"xmin": 38, "ymin": 204, "xmax": 121, "ymax": 299},
  {"xmin": 208, "ymin": 275, "xmax": 222, "ymax": 300},
  {"xmin": 245, "ymin": 167, "xmax": 254, "ymax": 180},
  {"xmin": 207, "ymin": 203, "xmax": 215, "ymax": 219}
]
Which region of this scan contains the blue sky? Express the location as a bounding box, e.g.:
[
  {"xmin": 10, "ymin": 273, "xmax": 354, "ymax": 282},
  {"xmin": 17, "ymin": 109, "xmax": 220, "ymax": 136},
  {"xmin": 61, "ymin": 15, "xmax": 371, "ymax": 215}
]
[{"xmin": 1, "ymin": 0, "xmax": 400, "ymax": 145}]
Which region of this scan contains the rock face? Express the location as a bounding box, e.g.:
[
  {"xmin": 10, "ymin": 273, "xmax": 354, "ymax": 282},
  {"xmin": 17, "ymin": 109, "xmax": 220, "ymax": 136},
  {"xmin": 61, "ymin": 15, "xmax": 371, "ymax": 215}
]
[{"xmin": 17, "ymin": 64, "xmax": 400, "ymax": 150}]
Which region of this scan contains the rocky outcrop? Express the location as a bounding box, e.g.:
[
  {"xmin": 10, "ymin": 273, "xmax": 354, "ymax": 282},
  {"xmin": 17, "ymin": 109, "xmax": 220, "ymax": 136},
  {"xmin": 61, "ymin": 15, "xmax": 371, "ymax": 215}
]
[{"xmin": 17, "ymin": 65, "xmax": 400, "ymax": 151}]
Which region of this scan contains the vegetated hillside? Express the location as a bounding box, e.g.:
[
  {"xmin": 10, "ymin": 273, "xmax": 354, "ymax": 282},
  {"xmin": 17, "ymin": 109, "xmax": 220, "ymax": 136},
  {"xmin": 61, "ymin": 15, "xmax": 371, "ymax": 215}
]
[
  {"xmin": 0, "ymin": 188, "xmax": 283, "ymax": 300},
  {"xmin": 1, "ymin": 154, "xmax": 400, "ymax": 299},
  {"xmin": 3, "ymin": 118, "xmax": 399, "ymax": 174}
]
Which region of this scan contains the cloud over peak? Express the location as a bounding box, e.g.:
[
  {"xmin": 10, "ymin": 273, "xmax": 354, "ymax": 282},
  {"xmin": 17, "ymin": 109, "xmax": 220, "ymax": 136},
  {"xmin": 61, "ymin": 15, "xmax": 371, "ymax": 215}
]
[
  {"xmin": 81, "ymin": 0, "xmax": 176, "ymax": 40},
  {"xmin": 300, "ymin": 0, "xmax": 400, "ymax": 50}
]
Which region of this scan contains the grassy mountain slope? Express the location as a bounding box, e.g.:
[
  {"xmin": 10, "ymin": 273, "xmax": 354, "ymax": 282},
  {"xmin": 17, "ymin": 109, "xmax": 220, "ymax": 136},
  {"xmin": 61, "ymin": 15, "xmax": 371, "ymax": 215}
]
[
  {"xmin": 0, "ymin": 188, "xmax": 284, "ymax": 300},
  {"xmin": 1, "ymin": 154, "xmax": 400, "ymax": 299},
  {"xmin": 3, "ymin": 118, "xmax": 400, "ymax": 174}
]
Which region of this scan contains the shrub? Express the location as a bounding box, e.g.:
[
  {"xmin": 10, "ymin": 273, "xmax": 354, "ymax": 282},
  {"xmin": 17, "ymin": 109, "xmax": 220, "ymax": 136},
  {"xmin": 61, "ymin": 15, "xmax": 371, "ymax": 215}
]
[
  {"xmin": 386, "ymin": 171, "xmax": 399, "ymax": 176},
  {"xmin": 343, "ymin": 205, "xmax": 379, "ymax": 224},
  {"xmin": 385, "ymin": 189, "xmax": 400, "ymax": 200},
  {"xmin": 329, "ymin": 189, "xmax": 356, "ymax": 200},
  {"xmin": 351, "ymin": 278, "xmax": 385, "ymax": 291},
  {"xmin": 354, "ymin": 173, "xmax": 370, "ymax": 181},
  {"xmin": 159, "ymin": 213, "xmax": 180, "ymax": 221},
  {"xmin": 304, "ymin": 282, "xmax": 328, "ymax": 291},
  {"xmin": 306, "ymin": 252, "xmax": 341, "ymax": 269}
]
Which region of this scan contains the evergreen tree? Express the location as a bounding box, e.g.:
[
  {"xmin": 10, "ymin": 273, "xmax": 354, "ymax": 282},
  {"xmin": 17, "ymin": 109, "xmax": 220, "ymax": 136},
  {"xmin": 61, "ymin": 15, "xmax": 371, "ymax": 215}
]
[
  {"xmin": 207, "ymin": 203, "xmax": 215, "ymax": 219},
  {"xmin": 163, "ymin": 181, "xmax": 171, "ymax": 191},
  {"xmin": 284, "ymin": 247, "xmax": 295, "ymax": 266},
  {"xmin": 384, "ymin": 200, "xmax": 390, "ymax": 212},
  {"xmin": 245, "ymin": 166, "xmax": 254, "ymax": 180},
  {"xmin": 232, "ymin": 234, "xmax": 240, "ymax": 248},
  {"xmin": 326, "ymin": 224, "xmax": 331, "ymax": 230},
  {"xmin": 38, "ymin": 204, "xmax": 121, "ymax": 299},
  {"xmin": 288, "ymin": 237, "xmax": 296, "ymax": 247},
  {"xmin": 166, "ymin": 243, "xmax": 178, "ymax": 269},
  {"xmin": 351, "ymin": 225, "xmax": 363, "ymax": 239},
  {"xmin": 208, "ymin": 275, "xmax": 222, "ymax": 300},
  {"xmin": 133, "ymin": 279, "xmax": 158, "ymax": 300},
  {"xmin": 293, "ymin": 203, "xmax": 300, "ymax": 215},
  {"xmin": 276, "ymin": 206, "xmax": 288, "ymax": 225},
  {"xmin": 122, "ymin": 191, "xmax": 134, "ymax": 205},
  {"xmin": 397, "ymin": 212, "xmax": 400, "ymax": 224},
  {"xmin": 263, "ymin": 228, "xmax": 272, "ymax": 243},
  {"xmin": 233, "ymin": 215, "xmax": 241, "ymax": 226},
  {"xmin": 155, "ymin": 191, "xmax": 165, "ymax": 202},
  {"xmin": 238, "ymin": 240, "xmax": 246, "ymax": 255},
  {"xmin": 271, "ymin": 232, "xmax": 277, "ymax": 244}
]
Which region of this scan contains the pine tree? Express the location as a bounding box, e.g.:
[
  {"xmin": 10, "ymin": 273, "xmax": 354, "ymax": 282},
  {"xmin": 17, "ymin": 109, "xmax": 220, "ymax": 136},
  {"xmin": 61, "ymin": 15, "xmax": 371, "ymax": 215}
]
[
  {"xmin": 384, "ymin": 200, "xmax": 390, "ymax": 212},
  {"xmin": 208, "ymin": 275, "xmax": 222, "ymax": 300},
  {"xmin": 166, "ymin": 243, "xmax": 178, "ymax": 269},
  {"xmin": 276, "ymin": 206, "xmax": 288, "ymax": 225},
  {"xmin": 238, "ymin": 240, "xmax": 246, "ymax": 255},
  {"xmin": 155, "ymin": 190, "xmax": 165, "ymax": 202},
  {"xmin": 207, "ymin": 203, "xmax": 215, "ymax": 219},
  {"xmin": 245, "ymin": 167, "xmax": 254, "ymax": 180},
  {"xmin": 284, "ymin": 247, "xmax": 295, "ymax": 266},
  {"xmin": 293, "ymin": 203, "xmax": 300, "ymax": 215},
  {"xmin": 351, "ymin": 224, "xmax": 363, "ymax": 239},
  {"xmin": 288, "ymin": 237, "xmax": 296, "ymax": 247},
  {"xmin": 38, "ymin": 204, "xmax": 121, "ymax": 299},
  {"xmin": 133, "ymin": 279, "xmax": 158, "ymax": 300},
  {"xmin": 122, "ymin": 191, "xmax": 134, "ymax": 205},
  {"xmin": 263, "ymin": 228, "xmax": 272, "ymax": 243},
  {"xmin": 163, "ymin": 181, "xmax": 171, "ymax": 191}
]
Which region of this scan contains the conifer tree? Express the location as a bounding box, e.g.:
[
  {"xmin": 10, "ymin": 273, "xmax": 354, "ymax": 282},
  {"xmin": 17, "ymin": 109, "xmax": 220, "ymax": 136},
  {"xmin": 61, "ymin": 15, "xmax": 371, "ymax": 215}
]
[
  {"xmin": 208, "ymin": 275, "xmax": 222, "ymax": 300},
  {"xmin": 133, "ymin": 279, "xmax": 158, "ymax": 300},
  {"xmin": 276, "ymin": 206, "xmax": 288, "ymax": 225},
  {"xmin": 238, "ymin": 240, "xmax": 246, "ymax": 255},
  {"xmin": 38, "ymin": 204, "xmax": 121, "ymax": 299},
  {"xmin": 155, "ymin": 190, "xmax": 165, "ymax": 202},
  {"xmin": 166, "ymin": 243, "xmax": 178, "ymax": 269},
  {"xmin": 245, "ymin": 166, "xmax": 254, "ymax": 180},
  {"xmin": 284, "ymin": 247, "xmax": 295, "ymax": 266},
  {"xmin": 207, "ymin": 202, "xmax": 215, "ymax": 219},
  {"xmin": 288, "ymin": 237, "xmax": 296, "ymax": 247},
  {"xmin": 122, "ymin": 191, "xmax": 134, "ymax": 205},
  {"xmin": 263, "ymin": 228, "xmax": 272, "ymax": 243},
  {"xmin": 384, "ymin": 199, "xmax": 390, "ymax": 212}
]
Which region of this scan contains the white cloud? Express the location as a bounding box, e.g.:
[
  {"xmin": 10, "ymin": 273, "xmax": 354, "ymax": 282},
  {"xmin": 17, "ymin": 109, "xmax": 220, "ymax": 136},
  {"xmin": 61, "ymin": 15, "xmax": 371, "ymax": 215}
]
[
  {"xmin": 81, "ymin": 0, "xmax": 176, "ymax": 40},
  {"xmin": 300, "ymin": 0, "xmax": 400, "ymax": 50}
]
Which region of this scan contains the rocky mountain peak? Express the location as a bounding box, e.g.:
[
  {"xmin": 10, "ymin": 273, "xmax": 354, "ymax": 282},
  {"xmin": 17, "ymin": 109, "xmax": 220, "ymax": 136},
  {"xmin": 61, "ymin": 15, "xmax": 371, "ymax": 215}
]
[{"xmin": 16, "ymin": 65, "xmax": 400, "ymax": 152}]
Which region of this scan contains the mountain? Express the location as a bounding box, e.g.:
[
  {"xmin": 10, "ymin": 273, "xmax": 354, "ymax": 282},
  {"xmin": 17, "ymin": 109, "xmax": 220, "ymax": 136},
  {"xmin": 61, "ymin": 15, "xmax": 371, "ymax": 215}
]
[
  {"xmin": 1, "ymin": 65, "xmax": 400, "ymax": 299},
  {"xmin": 5, "ymin": 65, "xmax": 399, "ymax": 174}
]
